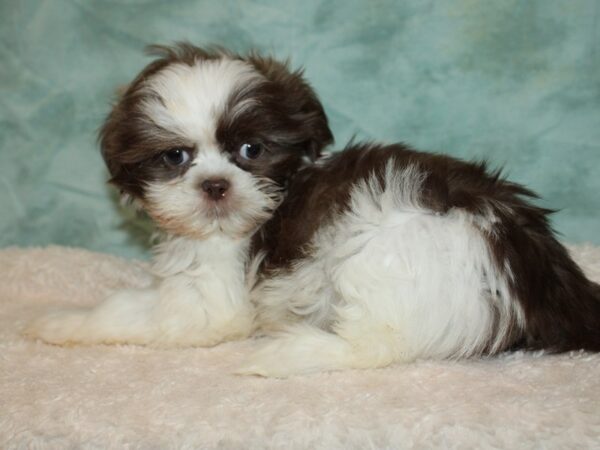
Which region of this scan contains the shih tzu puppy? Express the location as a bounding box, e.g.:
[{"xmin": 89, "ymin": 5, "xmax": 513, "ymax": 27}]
[{"xmin": 26, "ymin": 43, "xmax": 600, "ymax": 377}]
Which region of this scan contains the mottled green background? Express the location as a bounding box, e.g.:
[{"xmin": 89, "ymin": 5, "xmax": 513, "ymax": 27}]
[{"xmin": 1, "ymin": 0, "xmax": 599, "ymax": 259}]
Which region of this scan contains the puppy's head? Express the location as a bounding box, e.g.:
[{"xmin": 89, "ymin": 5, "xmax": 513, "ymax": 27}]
[{"xmin": 100, "ymin": 43, "xmax": 332, "ymax": 239}]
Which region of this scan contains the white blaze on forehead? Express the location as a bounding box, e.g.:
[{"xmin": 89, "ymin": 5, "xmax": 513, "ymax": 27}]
[{"xmin": 140, "ymin": 58, "xmax": 263, "ymax": 143}]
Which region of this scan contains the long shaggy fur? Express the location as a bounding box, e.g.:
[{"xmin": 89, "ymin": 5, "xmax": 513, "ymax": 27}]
[{"xmin": 25, "ymin": 43, "xmax": 600, "ymax": 377}]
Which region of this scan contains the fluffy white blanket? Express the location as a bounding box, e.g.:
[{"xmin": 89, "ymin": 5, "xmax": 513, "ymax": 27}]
[{"xmin": 1, "ymin": 245, "xmax": 599, "ymax": 449}]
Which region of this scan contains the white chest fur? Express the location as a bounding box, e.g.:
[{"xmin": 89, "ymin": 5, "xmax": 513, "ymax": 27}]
[{"xmin": 146, "ymin": 234, "xmax": 255, "ymax": 346}]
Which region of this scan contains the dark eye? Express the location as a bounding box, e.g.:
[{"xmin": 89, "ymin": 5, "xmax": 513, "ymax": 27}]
[
  {"xmin": 163, "ymin": 148, "xmax": 191, "ymax": 167},
  {"xmin": 239, "ymin": 143, "xmax": 263, "ymax": 160}
]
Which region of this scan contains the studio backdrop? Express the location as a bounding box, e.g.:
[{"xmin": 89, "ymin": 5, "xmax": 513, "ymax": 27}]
[{"xmin": 1, "ymin": 0, "xmax": 598, "ymax": 259}]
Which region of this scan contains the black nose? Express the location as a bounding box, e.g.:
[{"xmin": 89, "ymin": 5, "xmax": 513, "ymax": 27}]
[{"xmin": 201, "ymin": 178, "xmax": 230, "ymax": 201}]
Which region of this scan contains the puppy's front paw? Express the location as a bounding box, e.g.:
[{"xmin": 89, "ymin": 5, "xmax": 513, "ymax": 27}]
[{"xmin": 24, "ymin": 310, "xmax": 88, "ymax": 346}]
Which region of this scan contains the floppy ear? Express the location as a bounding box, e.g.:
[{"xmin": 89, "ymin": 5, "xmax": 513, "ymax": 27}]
[
  {"xmin": 247, "ymin": 55, "xmax": 334, "ymax": 161},
  {"xmin": 97, "ymin": 50, "xmax": 177, "ymax": 199}
]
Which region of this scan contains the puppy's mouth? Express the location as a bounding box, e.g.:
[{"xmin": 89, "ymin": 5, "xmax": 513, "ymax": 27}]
[
  {"xmin": 202, "ymin": 193, "xmax": 255, "ymax": 234},
  {"xmin": 206, "ymin": 200, "xmax": 233, "ymax": 220}
]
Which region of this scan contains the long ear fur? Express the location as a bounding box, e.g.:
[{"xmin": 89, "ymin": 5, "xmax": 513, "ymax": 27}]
[{"xmin": 247, "ymin": 54, "xmax": 334, "ymax": 161}]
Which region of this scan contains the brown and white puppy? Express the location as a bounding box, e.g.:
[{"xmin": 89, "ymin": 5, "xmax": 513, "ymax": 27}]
[{"xmin": 26, "ymin": 43, "xmax": 600, "ymax": 377}]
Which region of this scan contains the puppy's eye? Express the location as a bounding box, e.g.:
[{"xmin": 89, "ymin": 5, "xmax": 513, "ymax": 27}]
[
  {"xmin": 163, "ymin": 148, "xmax": 191, "ymax": 167},
  {"xmin": 239, "ymin": 143, "xmax": 263, "ymax": 160}
]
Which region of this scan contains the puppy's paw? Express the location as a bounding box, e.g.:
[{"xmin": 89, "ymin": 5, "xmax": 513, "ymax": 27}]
[
  {"xmin": 24, "ymin": 310, "xmax": 88, "ymax": 346},
  {"xmin": 235, "ymin": 328, "xmax": 360, "ymax": 377},
  {"xmin": 234, "ymin": 338, "xmax": 321, "ymax": 378},
  {"xmin": 235, "ymin": 346, "xmax": 293, "ymax": 378}
]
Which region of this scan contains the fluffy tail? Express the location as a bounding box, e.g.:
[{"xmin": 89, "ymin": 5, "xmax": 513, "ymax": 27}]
[
  {"xmin": 480, "ymin": 177, "xmax": 600, "ymax": 353},
  {"xmin": 504, "ymin": 224, "xmax": 600, "ymax": 352}
]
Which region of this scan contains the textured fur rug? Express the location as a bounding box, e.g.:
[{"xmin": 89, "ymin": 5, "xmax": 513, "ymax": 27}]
[{"xmin": 1, "ymin": 245, "xmax": 599, "ymax": 449}]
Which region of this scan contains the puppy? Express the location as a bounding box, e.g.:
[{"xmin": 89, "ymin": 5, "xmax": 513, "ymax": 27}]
[{"xmin": 26, "ymin": 43, "xmax": 600, "ymax": 377}]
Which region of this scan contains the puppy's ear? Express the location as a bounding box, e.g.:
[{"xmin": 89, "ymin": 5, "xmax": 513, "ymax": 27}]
[
  {"xmin": 98, "ymin": 89, "xmax": 141, "ymax": 198},
  {"xmin": 247, "ymin": 55, "xmax": 333, "ymax": 161},
  {"xmin": 98, "ymin": 51, "xmax": 176, "ymax": 199},
  {"xmin": 98, "ymin": 43, "xmax": 228, "ymax": 199}
]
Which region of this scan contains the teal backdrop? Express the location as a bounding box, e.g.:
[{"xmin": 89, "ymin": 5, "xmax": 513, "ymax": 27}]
[{"xmin": 1, "ymin": 0, "xmax": 599, "ymax": 259}]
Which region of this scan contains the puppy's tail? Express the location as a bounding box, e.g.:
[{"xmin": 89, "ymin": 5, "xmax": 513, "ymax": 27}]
[
  {"xmin": 518, "ymin": 238, "xmax": 600, "ymax": 353},
  {"xmin": 562, "ymin": 279, "xmax": 600, "ymax": 351},
  {"xmin": 579, "ymin": 281, "xmax": 600, "ymax": 351}
]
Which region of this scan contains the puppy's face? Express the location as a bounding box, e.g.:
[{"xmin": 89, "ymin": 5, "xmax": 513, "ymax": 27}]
[{"xmin": 100, "ymin": 44, "xmax": 332, "ymax": 239}]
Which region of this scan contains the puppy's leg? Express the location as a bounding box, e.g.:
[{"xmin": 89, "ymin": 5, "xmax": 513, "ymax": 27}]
[
  {"xmin": 25, "ymin": 274, "xmax": 254, "ymax": 347},
  {"xmin": 26, "ymin": 234, "xmax": 256, "ymax": 347},
  {"xmin": 236, "ymin": 320, "xmax": 409, "ymax": 378},
  {"xmin": 25, "ymin": 288, "xmax": 158, "ymax": 346}
]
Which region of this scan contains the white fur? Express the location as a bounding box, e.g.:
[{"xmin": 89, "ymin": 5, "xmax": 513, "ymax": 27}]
[
  {"xmin": 140, "ymin": 59, "xmax": 263, "ymax": 143},
  {"xmin": 138, "ymin": 58, "xmax": 277, "ymax": 239},
  {"xmin": 240, "ymin": 163, "xmax": 525, "ymax": 376},
  {"xmin": 26, "ymin": 235, "xmax": 255, "ymax": 347},
  {"xmin": 144, "ymin": 147, "xmax": 280, "ymax": 239}
]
